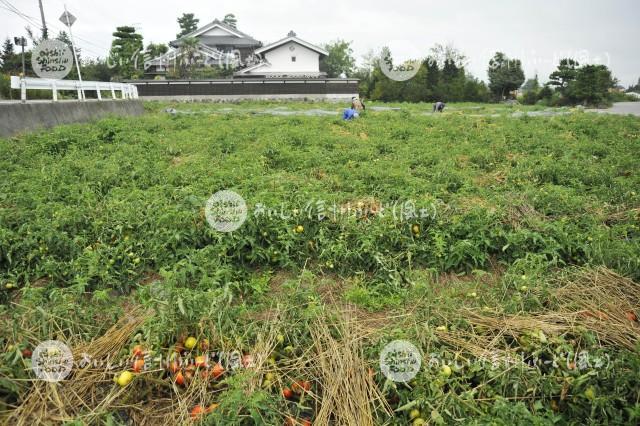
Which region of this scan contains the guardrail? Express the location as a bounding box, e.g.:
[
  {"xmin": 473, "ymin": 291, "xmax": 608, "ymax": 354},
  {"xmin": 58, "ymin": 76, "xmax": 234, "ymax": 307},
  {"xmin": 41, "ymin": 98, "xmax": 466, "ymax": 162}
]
[{"xmin": 10, "ymin": 76, "xmax": 139, "ymax": 102}]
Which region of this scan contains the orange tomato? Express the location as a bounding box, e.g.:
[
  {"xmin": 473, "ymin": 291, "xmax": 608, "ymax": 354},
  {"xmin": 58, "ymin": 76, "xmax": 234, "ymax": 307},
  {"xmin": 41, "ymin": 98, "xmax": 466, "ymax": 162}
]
[
  {"xmin": 190, "ymin": 405, "xmax": 204, "ymax": 419},
  {"xmin": 626, "ymin": 311, "xmax": 638, "ymax": 322},
  {"xmin": 211, "ymin": 362, "xmax": 225, "ymax": 379},
  {"xmin": 175, "ymin": 371, "xmax": 185, "ymax": 386},
  {"xmin": 132, "ymin": 358, "xmax": 145, "ymax": 373}
]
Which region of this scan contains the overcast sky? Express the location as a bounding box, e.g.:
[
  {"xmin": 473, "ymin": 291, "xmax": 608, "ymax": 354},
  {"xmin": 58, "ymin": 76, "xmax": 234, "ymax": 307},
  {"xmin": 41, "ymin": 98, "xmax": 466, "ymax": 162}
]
[{"xmin": 1, "ymin": 0, "xmax": 639, "ymax": 86}]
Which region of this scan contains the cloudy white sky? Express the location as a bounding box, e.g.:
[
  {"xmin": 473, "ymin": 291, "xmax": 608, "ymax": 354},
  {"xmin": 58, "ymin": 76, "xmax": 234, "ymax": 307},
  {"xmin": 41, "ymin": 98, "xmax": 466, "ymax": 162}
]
[{"xmin": 2, "ymin": 0, "xmax": 639, "ymax": 86}]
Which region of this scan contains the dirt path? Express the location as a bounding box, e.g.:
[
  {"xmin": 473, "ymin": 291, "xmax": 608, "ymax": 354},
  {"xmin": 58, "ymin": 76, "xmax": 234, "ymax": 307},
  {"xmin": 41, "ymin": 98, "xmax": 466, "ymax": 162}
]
[{"xmin": 591, "ymin": 102, "xmax": 640, "ymax": 117}]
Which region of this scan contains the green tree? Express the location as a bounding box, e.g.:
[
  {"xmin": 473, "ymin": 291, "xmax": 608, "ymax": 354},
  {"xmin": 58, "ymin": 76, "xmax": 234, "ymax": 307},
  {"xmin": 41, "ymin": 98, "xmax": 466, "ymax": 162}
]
[
  {"xmin": 0, "ymin": 37, "xmax": 26, "ymax": 75},
  {"xmin": 1, "ymin": 38, "xmax": 15, "ymax": 70},
  {"xmin": 177, "ymin": 13, "xmax": 199, "ymax": 39},
  {"xmin": 109, "ymin": 26, "xmax": 144, "ymax": 80},
  {"xmin": 548, "ymin": 59, "xmax": 579, "ymax": 94},
  {"xmin": 178, "ymin": 37, "xmax": 199, "ymax": 79},
  {"xmin": 223, "ymin": 14, "xmax": 237, "ymax": 28},
  {"xmin": 538, "ymin": 85, "xmax": 553, "ymax": 101},
  {"xmin": 521, "ymin": 75, "xmax": 540, "ymax": 93},
  {"xmin": 567, "ymin": 64, "xmax": 614, "ymax": 106},
  {"xmin": 424, "ymin": 56, "xmax": 442, "ymax": 101},
  {"xmin": 145, "ymin": 43, "xmax": 169, "ymax": 60},
  {"xmin": 521, "ymin": 75, "xmax": 541, "ymax": 104},
  {"xmin": 488, "ymin": 52, "xmax": 525, "ymax": 99},
  {"xmin": 320, "ymin": 40, "xmax": 355, "ymax": 78},
  {"xmin": 463, "ymin": 76, "xmax": 490, "ymax": 102},
  {"xmin": 82, "ymin": 58, "xmax": 115, "ymax": 82}
]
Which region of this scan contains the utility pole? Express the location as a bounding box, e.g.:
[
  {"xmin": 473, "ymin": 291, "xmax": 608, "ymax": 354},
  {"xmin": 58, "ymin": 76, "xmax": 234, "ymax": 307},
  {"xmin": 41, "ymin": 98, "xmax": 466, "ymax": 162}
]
[
  {"xmin": 38, "ymin": 0, "xmax": 48, "ymax": 39},
  {"xmin": 14, "ymin": 36, "xmax": 27, "ymax": 103}
]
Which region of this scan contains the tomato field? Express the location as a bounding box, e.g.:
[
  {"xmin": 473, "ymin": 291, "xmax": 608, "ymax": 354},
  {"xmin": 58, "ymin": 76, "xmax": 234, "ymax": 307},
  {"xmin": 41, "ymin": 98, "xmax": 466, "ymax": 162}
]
[{"xmin": 1, "ymin": 101, "xmax": 639, "ymax": 425}]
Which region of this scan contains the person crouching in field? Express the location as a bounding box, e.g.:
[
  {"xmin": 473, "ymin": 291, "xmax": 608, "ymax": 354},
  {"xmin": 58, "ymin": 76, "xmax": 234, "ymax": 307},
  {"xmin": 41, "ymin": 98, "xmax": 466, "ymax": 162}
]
[
  {"xmin": 343, "ymin": 108, "xmax": 359, "ymax": 120},
  {"xmin": 352, "ymin": 97, "xmax": 366, "ymax": 112},
  {"xmin": 433, "ymin": 101, "xmax": 446, "ymax": 113}
]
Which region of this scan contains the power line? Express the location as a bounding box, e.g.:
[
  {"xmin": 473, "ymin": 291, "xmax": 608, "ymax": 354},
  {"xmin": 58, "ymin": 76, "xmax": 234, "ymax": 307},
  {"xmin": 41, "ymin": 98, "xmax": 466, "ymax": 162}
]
[
  {"xmin": 0, "ymin": 0, "xmax": 43, "ymax": 29},
  {"xmin": 1, "ymin": 0, "xmax": 111, "ymax": 55}
]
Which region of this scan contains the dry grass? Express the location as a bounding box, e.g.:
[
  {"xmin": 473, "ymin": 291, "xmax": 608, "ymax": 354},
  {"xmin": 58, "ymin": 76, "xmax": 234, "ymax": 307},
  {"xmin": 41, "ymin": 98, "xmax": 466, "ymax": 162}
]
[
  {"xmin": 436, "ymin": 267, "xmax": 639, "ymax": 361},
  {"xmin": 9, "ymin": 308, "xmax": 150, "ymax": 425},
  {"xmin": 307, "ymin": 309, "xmax": 392, "ymax": 426}
]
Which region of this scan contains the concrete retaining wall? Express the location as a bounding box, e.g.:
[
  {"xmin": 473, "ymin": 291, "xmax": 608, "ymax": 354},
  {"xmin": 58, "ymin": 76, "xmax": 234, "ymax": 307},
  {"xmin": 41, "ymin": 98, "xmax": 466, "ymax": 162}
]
[{"xmin": 0, "ymin": 100, "xmax": 145, "ymax": 138}]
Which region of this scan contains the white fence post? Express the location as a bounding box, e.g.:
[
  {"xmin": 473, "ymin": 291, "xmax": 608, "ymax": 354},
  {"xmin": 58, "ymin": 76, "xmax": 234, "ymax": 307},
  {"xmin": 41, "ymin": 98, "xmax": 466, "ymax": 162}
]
[
  {"xmin": 20, "ymin": 78, "xmax": 27, "ymax": 103},
  {"xmin": 96, "ymin": 83, "xmax": 102, "ymax": 100},
  {"xmin": 110, "ymin": 83, "xmax": 116, "ymax": 99},
  {"xmin": 52, "ymin": 81, "xmax": 58, "ymax": 102}
]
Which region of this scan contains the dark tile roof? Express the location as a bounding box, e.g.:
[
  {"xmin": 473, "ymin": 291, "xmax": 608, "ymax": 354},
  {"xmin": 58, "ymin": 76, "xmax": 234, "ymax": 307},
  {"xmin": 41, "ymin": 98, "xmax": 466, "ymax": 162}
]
[{"xmin": 170, "ymin": 19, "xmax": 261, "ymax": 47}]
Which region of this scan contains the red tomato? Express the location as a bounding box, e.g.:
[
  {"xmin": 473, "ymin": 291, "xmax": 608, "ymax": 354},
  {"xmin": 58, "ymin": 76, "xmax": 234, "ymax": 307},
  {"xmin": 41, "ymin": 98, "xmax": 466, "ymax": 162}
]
[
  {"xmin": 132, "ymin": 345, "xmax": 144, "ymax": 358},
  {"xmin": 282, "ymin": 387, "xmax": 293, "ymax": 399},
  {"xmin": 293, "ymin": 380, "xmax": 311, "ymax": 393}
]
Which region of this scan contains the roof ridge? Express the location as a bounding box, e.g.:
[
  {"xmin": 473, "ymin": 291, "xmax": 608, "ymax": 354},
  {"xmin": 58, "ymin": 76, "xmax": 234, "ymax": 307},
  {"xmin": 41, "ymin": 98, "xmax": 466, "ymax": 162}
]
[
  {"xmin": 174, "ymin": 18, "xmax": 260, "ymax": 44},
  {"xmin": 256, "ymin": 34, "xmax": 328, "ymax": 56}
]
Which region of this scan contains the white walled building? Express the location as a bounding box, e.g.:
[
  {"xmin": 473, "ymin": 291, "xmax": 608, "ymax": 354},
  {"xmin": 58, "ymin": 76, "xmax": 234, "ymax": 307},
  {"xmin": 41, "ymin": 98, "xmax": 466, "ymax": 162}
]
[{"xmin": 236, "ymin": 31, "xmax": 328, "ymax": 78}]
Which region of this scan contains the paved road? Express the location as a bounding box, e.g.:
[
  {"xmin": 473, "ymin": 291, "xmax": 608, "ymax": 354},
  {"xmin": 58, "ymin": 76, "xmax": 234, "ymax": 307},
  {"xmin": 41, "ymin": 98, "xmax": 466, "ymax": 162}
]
[{"xmin": 592, "ymin": 102, "xmax": 640, "ymax": 117}]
